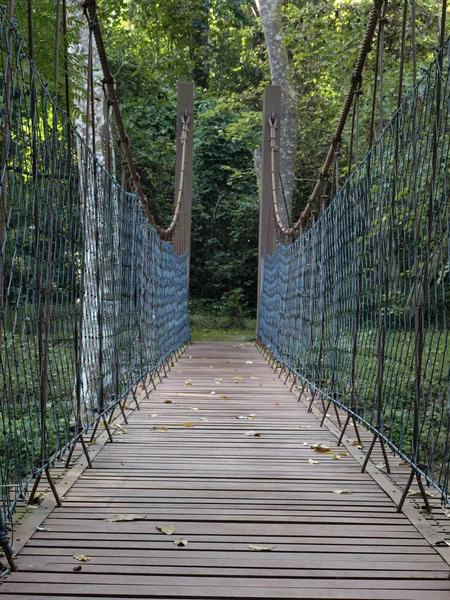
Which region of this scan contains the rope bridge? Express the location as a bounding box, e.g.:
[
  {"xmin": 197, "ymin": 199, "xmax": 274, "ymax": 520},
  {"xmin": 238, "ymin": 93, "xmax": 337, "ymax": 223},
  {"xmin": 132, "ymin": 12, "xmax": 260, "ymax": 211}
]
[
  {"xmin": 258, "ymin": 0, "xmax": 450, "ymax": 509},
  {"xmin": 1, "ymin": 0, "xmax": 450, "ymax": 579},
  {"xmin": 0, "ymin": 2, "xmax": 192, "ymax": 567}
]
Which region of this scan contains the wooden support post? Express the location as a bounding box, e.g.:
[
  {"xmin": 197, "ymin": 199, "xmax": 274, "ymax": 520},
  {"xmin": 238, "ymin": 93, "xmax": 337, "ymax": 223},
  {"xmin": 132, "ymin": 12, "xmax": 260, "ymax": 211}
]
[
  {"xmin": 257, "ymin": 85, "xmax": 281, "ymax": 323},
  {"xmin": 174, "ymin": 82, "xmax": 195, "ymax": 282}
]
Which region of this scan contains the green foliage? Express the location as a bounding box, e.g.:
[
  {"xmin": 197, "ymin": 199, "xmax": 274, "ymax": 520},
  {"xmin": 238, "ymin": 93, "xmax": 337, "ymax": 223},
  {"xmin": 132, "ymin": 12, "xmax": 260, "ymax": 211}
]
[
  {"xmin": 14, "ymin": 0, "xmax": 445, "ymax": 316},
  {"xmin": 14, "ymin": 0, "xmax": 85, "ymax": 111},
  {"xmin": 190, "ymin": 95, "xmax": 260, "ymax": 308},
  {"xmin": 283, "ymin": 0, "xmax": 443, "ymax": 217}
]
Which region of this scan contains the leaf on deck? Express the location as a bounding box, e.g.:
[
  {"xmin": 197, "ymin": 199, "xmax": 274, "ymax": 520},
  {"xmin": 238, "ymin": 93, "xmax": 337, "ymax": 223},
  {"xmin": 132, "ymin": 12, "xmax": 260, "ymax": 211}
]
[
  {"xmin": 313, "ymin": 444, "xmax": 334, "ymax": 454},
  {"xmin": 156, "ymin": 525, "xmax": 175, "ymax": 535}
]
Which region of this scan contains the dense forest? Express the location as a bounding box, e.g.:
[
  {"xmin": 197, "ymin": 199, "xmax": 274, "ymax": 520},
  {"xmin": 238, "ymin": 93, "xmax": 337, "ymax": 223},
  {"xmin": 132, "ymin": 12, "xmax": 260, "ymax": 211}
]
[{"xmin": 14, "ymin": 0, "xmax": 444, "ymax": 322}]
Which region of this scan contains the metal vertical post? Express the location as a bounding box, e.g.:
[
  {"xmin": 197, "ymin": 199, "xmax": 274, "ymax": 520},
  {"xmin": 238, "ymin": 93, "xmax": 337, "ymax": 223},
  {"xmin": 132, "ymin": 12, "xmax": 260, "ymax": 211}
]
[
  {"xmin": 174, "ymin": 82, "xmax": 195, "ymax": 279},
  {"xmin": 257, "ymin": 85, "xmax": 281, "ymax": 323}
]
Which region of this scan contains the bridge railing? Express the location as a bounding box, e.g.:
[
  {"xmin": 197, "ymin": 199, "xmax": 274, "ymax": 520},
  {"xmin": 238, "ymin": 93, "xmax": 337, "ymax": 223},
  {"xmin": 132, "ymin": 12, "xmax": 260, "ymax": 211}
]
[
  {"xmin": 258, "ymin": 35, "xmax": 450, "ymax": 506},
  {"xmin": 0, "ymin": 6, "xmax": 191, "ymax": 566}
]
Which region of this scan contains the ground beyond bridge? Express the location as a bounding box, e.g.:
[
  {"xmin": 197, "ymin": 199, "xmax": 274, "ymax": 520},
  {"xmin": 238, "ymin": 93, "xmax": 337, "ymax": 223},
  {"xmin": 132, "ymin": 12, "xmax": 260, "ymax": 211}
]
[{"xmin": 4, "ymin": 343, "xmax": 450, "ymax": 600}]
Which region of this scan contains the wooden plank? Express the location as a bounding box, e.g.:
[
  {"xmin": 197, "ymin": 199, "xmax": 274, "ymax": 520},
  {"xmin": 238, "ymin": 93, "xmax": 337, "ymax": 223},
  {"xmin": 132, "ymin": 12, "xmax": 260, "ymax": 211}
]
[{"xmin": 7, "ymin": 342, "xmax": 450, "ymax": 600}]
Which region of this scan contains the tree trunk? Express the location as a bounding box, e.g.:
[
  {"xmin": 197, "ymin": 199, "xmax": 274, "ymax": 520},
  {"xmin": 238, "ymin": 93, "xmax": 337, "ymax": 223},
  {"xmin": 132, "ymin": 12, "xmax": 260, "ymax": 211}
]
[
  {"xmin": 256, "ymin": 0, "xmax": 298, "ymax": 225},
  {"xmin": 69, "ymin": 0, "xmax": 117, "ymax": 423}
]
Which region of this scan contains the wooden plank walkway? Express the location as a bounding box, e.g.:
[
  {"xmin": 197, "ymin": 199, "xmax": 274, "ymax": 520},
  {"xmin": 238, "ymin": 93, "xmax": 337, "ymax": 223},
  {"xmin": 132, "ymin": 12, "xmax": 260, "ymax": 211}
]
[{"xmin": 3, "ymin": 342, "xmax": 450, "ymax": 599}]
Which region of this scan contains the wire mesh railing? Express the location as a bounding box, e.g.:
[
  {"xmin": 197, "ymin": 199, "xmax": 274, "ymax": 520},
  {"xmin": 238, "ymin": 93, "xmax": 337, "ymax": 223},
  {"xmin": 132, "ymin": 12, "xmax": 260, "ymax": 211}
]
[
  {"xmin": 258, "ymin": 40, "xmax": 450, "ymax": 505},
  {"xmin": 0, "ymin": 5, "xmax": 190, "ymax": 561}
]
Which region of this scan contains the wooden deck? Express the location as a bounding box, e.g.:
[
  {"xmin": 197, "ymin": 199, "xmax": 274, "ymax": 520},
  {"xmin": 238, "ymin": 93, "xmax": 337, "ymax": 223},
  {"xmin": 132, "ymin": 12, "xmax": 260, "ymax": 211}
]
[{"xmin": 3, "ymin": 342, "xmax": 450, "ymax": 599}]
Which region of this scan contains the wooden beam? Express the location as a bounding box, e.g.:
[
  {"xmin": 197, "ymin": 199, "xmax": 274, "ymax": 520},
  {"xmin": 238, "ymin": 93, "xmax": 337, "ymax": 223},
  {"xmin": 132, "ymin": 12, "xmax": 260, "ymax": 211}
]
[
  {"xmin": 257, "ymin": 85, "xmax": 281, "ymax": 322},
  {"xmin": 174, "ymin": 82, "xmax": 195, "ymax": 280}
]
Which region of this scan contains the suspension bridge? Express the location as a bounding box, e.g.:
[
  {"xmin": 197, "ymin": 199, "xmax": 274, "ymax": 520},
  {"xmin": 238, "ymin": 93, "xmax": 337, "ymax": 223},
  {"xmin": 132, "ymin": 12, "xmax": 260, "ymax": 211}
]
[{"xmin": 0, "ymin": 0, "xmax": 450, "ymax": 598}]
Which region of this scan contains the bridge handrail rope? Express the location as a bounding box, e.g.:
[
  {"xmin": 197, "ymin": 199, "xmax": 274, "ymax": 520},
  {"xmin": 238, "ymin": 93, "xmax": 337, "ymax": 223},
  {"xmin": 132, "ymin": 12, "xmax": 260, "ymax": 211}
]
[
  {"xmin": 83, "ymin": 0, "xmax": 189, "ymax": 242},
  {"xmin": 0, "ymin": 1, "xmax": 191, "ymax": 570},
  {"xmin": 259, "ymin": 0, "xmax": 450, "ymax": 508},
  {"xmin": 270, "ymin": 0, "xmax": 383, "ymax": 240}
]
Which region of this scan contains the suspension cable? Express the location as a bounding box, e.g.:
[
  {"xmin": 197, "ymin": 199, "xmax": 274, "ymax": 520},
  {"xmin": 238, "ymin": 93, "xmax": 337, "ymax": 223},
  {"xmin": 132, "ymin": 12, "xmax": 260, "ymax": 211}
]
[
  {"xmin": 82, "ymin": 0, "xmax": 188, "ymax": 241},
  {"xmin": 271, "ymin": 0, "xmax": 384, "ymax": 240}
]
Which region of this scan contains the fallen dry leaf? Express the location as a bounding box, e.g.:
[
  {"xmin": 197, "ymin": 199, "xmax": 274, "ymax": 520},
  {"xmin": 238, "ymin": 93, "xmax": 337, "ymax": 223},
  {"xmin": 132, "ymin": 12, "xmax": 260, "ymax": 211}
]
[
  {"xmin": 346, "ymin": 439, "xmax": 364, "ymax": 448},
  {"xmin": 149, "ymin": 414, "xmax": 158, "ymax": 418},
  {"xmin": 189, "ymin": 407, "xmax": 199, "ymax": 411},
  {"xmin": 183, "ymin": 422, "xmax": 195, "ymax": 428},
  {"xmin": 234, "ymin": 376, "xmax": 243, "ymax": 380},
  {"xmin": 220, "ymin": 395, "xmax": 229, "ymax": 399},
  {"xmin": 156, "ymin": 525, "xmax": 175, "ymax": 535},
  {"xmin": 300, "ymin": 425, "xmax": 311, "ymax": 429},
  {"xmin": 313, "ymin": 443, "xmax": 334, "ymax": 454},
  {"xmin": 184, "ymin": 381, "xmax": 192, "ymax": 387},
  {"xmin": 237, "ymin": 416, "xmax": 253, "ymax": 420},
  {"xmin": 338, "ymin": 451, "xmax": 349, "ymax": 457},
  {"xmin": 407, "ymin": 490, "xmax": 436, "ymax": 498},
  {"xmin": 73, "ymin": 555, "xmax": 90, "ymax": 562},
  {"xmin": 199, "ymin": 418, "xmax": 209, "ymax": 422},
  {"xmin": 275, "ymin": 403, "xmax": 279, "ymax": 406},
  {"xmin": 106, "ymin": 514, "xmax": 147, "ymax": 522},
  {"xmin": 88, "ymin": 440, "xmax": 97, "ymax": 446},
  {"xmin": 210, "ymin": 391, "xmax": 216, "ymax": 395},
  {"xmin": 249, "ymin": 545, "xmax": 276, "ymax": 551},
  {"xmin": 308, "ymin": 459, "xmax": 320, "ymax": 465},
  {"xmin": 73, "ymin": 565, "xmax": 82, "ymax": 572},
  {"xmin": 153, "ymin": 427, "xmax": 169, "ymax": 433},
  {"xmin": 174, "ymin": 538, "xmax": 188, "ymax": 547},
  {"xmin": 333, "ymin": 489, "xmax": 354, "ymax": 494},
  {"xmin": 245, "ymin": 361, "xmax": 253, "ymax": 364},
  {"xmin": 164, "ymin": 400, "xmax": 172, "ymax": 404},
  {"xmin": 245, "ymin": 431, "xmax": 261, "ymax": 437}
]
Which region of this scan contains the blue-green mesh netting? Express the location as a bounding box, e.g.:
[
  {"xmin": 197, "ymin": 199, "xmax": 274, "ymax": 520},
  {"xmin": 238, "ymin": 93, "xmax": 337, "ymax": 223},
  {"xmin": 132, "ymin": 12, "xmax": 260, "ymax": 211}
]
[
  {"xmin": 0, "ymin": 7, "xmax": 189, "ymax": 538},
  {"xmin": 259, "ymin": 42, "xmax": 450, "ymax": 503}
]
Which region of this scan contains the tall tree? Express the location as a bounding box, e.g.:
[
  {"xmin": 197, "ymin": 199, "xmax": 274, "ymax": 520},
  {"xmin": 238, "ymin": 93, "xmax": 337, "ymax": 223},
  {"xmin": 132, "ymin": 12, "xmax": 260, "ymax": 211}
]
[{"xmin": 255, "ymin": 0, "xmax": 297, "ymax": 224}]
